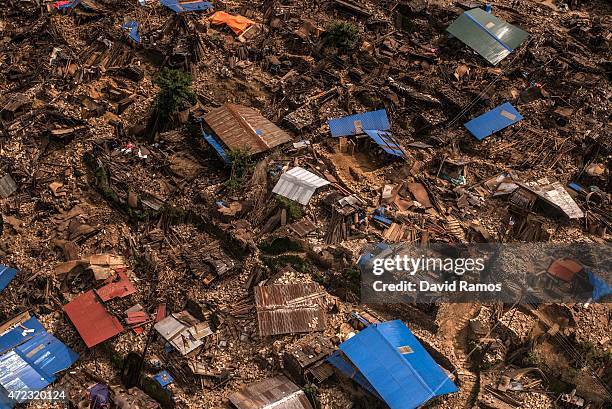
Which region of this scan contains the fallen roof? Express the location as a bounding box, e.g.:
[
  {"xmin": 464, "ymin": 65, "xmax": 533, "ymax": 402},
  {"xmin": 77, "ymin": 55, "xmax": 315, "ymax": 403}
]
[
  {"xmin": 204, "ymin": 104, "xmax": 292, "ymax": 154},
  {"xmin": 95, "ymin": 270, "xmax": 136, "ymax": 301},
  {"xmin": 0, "ymin": 265, "xmax": 17, "ymax": 294},
  {"xmin": 447, "ymin": 8, "xmax": 529, "ymax": 65},
  {"xmin": 229, "ymin": 375, "xmax": 313, "ymax": 409},
  {"xmin": 121, "ymin": 21, "xmax": 141, "ymax": 44},
  {"xmin": 363, "ymin": 130, "xmax": 406, "ymax": 158},
  {"xmin": 328, "ymin": 109, "xmax": 390, "ymax": 137},
  {"xmin": 547, "ymin": 258, "xmax": 584, "ymax": 283},
  {"xmin": 464, "ymin": 102, "xmax": 523, "ymax": 140},
  {"xmin": 519, "ymin": 181, "xmax": 584, "ymax": 219},
  {"xmin": 0, "ymin": 314, "xmax": 78, "ymax": 408},
  {"xmin": 63, "ymin": 290, "xmax": 124, "ymax": 348},
  {"xmin": 328, "ymin": 320, "xmax": 458, "ymax": 409},
  {"xmin": 255, "ymin": 283, "xmax": 327, "ymax": 336},
  {"xmin": 160, "ymin": 0, "xmax": 213, "ymax": 13},
  {"xmin": 202, "ymin": 132, "xmax": 231, "ymax": 164},
  {"xmin": 0, "ymin": 174, "xmax": 17, "ymax": 198},
  {"xmin": 272, "ymin": 167, "xmax": 331, "ymax": 205},
  {"xmin": 153, "ymin": 312, "xmax": 207, "ymax": 355}
]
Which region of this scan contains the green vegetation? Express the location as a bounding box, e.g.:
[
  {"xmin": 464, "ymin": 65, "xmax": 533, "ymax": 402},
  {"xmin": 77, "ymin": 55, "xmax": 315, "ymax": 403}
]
[
  {"xmin": 323, "ymin": 21, "xmax": 360, "ymax": 51},
  {"xmin": 523, "ymin": 350, "xmax": 544, "ymax": 367},
  {"xmin": 259, "ymin": 237, "xmax": 303, "ymax": 255},
  {"xmin": 154, "ymin": 68, "xmax": 195, "ymax": 123},
  {"xmin": 276, "ymin": 195, "xmax": 303, "ymax": 221},
  {"xmin": 225, "ymin": 148, "xmax": 252, "ymax": 192},
  {"xmin": 263, "ymin": 254, "xmax": 311, "ymax": 273},
  {"xmin": 576, "ymin": 340, "xmax": 612, "ymax": 368}
]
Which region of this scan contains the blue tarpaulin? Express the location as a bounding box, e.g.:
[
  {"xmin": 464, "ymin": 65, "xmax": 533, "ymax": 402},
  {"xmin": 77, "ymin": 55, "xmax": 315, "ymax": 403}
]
[
  {"xmin": 464, "ymin": 102, "xmax": 523, "ymax": 140},
  {"xmin": 122, "ymin": 21, "xmax": 141, "ymax": 44},
  {"xmin": 588, "ymin": 272, "xmax": 612, "ymax": 301},
  {"xmin": 0, "ymin": 315, "xmax": 78, "ymax": 408},
  {"xmin": 328, "ymin": 110, "xmax": 390, "ymax": 137},
  {"xmin": 202, "ymin": 132, "xmax": 231, "ymax": 164},
  {"xmin": 160, "ymin": 0, "xmax": 213, "ymax": 13},
  {"xmin": 363, "ymin": 130, "xmax": 406, "ymax": 158},
  {"xmin": 0, "ymin": 266, "xmax": 17, "ymax": 294},
  {"xmin": 328, "ymin": 320, "xmax": 458, "ymax": 409}
]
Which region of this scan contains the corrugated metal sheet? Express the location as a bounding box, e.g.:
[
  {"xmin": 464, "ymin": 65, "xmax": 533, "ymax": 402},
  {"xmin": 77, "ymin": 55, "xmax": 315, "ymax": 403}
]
[
  {"xmin": 0, "ymin": 314, "xmax": 78, "ymax": 408},
  {"xmin": 0, "ymin": 174, "xmax": 17, "ymax": 198},
  {"xmin": 0, "ymin": 350, "xmax": 53, "ymax": 405},
  {"xmin": 0, "ymin": 314, "xmax": 44, "ymax": 354},
  {"xmin": 95, "ymin": 271, "xmax": 136, "ymax": 301},
  {"xmin": 229, "ymin": 375, "xmax": 313, "ymax": 409},
  {"xmin": 447, "ymin": 8, "xmax": 529, "ymax": 65},
  {"xmin": 204, "ymin": 104, "xmax": 292, "ymax": 154},
  {"xmin": 160, "ymin": 0, "xmax": 214, "ymax": 13},
  {"xmin": 0, "ymin": 265, "xmax": 17, "ymax": 294},
  {"xmin": 202, "ymin": 132, "xmax": 231, "ymax": 164},
  {"xmin": 363, "ymin": 130, "xmax": 406, "ymax": 157},
  {"xmin": 255, "ymin": 283, "xmax": 327, "ymax": 336},
  {"xmin": 464, "ymin": 102, "xmax": 523, "ymax": 140},
  {"xmin": 63, "ymin": 290, "xmax": 124, "ymax": 348},
  {"xmin": 153, "ymin": 314, "xmax": 204, "ymax": 355},
  {"xmin": 328, "ymin": 320, "xmax": 458, "ymax": 409},
  {"xmin": 272, "ymin": 167, "xmax": 330, "ymax": 205},
  {"xmin": 328, "ymin": 109, "xmax": 390, "ymax": 137},
  {"xmin": 518, "ymin": 181, "xmax": 584, "ymax": 219}
]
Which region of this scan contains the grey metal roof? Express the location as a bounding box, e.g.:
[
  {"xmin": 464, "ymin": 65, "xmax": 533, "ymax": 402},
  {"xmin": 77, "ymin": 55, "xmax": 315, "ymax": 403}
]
[
  {"xmin": 204, "ymin": 104, "xmax": 292, "ymax": 154},
  {"xmin": 272, "ymin": 167, "xmax": 330, "ymax": 205},
  {"xmin": 523, "ymin": 181, "xmax": 584, "ymax": 219},
  {"xmin": 0, "ymin": 174, "xmax": 17, "ymax": 198},
  {"xmin": 255, "ymin": 283, "xmax": 327, "ymax": 337},
  {"xmin": 447, "ymin": 8, "xmax": 529, "ymax": 65},
  {"xmin": 153, "ymin": 312, "xmax": 205, "ymax": 355},
  {"xmin": 229, "ymin": 375, "xmax": 313, "ymax": 409}
]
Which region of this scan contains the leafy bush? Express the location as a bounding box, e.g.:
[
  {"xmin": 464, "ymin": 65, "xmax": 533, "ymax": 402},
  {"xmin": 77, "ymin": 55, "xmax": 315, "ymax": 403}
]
[
  {"xmin": 323, "ymin": 21, "xmax": 360, "ymax": 51},
  {"xmin": 276, "ymin": 195, "xmax": 303, "ymax": 220},
  {"xmin": 225, "ymin": 148, "xmax": 252, "ymax": 192},
  {"xmin": 154, "ymin": 68, "xmax": 195, "ymax": 122}
]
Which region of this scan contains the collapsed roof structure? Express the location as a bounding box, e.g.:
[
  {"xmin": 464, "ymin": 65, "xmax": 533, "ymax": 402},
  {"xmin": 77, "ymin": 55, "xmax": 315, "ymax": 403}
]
[{"xmin": 447, "ymin": 8, "xmax": 529, "ymax": 65}]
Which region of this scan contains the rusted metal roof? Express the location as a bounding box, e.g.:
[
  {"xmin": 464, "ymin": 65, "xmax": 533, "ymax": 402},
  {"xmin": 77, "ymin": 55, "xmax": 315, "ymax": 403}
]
[
  {"xmin": 95, "ymin": 270, "xmax": 136, "ymax": 301},
  {"xmin": 547, "ymin": 258, "xmax": 584, "ymax": 283},
  {"xmin": 255, "ymin": 283, "xmax": 327, "ymax": 337},
  {"xmin": 63, "ymin": 290, "xmax": 123, "ymax": 348},
  {"xmin": 204, "ymin": 104, "xmax": 292, "ymax": 154},
  {"xmin": 229, "ymin": 375, "xmax": 313, "ymax": 409}
]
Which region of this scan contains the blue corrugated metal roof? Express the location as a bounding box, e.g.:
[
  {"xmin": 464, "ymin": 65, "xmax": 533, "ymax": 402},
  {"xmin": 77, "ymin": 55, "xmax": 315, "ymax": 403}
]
[
  {"xmin": 160, "ymin": 0, "xmax": 213, "ymax": 13},
  {"xmin": 364, "ymin": 130, "xmax": 406, "ymax": 158},
  {"xmin": 0, "ymin": 266, "xmax": 17, "ymax": 294},
  {"xmin": 464, "ymin": 102, "xmax": 523, "ymax": 140},
  {"xmin": 0, "ymin": 316, "xmax": 45, "ymax": 354},
  {"xmin": 122, "ymin": 21, "xmax": 141, "ymax": 44},
  {"xmin": 329, "ymin": 320, "xmax": 458, "ymax": 409},
  {"xmin": 0, "ymin": 350, "xmax": 54, "ymax": 406},
  {"xmin": 328, "ymin": 110, "xmax": 390, "ymax": 137},
  {"xmin": 0, "ymin": 315, "xmax": 78, "ymax": 408},
  {"xmin": 203, "ymin": 132, "xmax": 231, "ymax": 164}
]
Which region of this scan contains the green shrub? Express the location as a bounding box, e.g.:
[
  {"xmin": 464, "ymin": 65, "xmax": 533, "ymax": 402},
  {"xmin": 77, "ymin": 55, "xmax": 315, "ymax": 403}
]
[
  {"xmin": 276, "ymin": 195, "xmax": 303, "ymax": 220},
  {"xmin": 323, "ymin": 22, "xmax": 359, "ymax": 51},
  {"xmin": 154, "ymin": 68, "xmax": 195, "ymax": 122},
  {"xmin": 225, "ymin": 148, "xmax": 252, "ymax": 192}
]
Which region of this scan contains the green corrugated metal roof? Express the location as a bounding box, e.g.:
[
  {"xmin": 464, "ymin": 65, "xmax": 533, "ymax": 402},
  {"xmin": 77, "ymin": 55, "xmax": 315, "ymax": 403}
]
[{"xmin": 447, "ymin": 8, "xmax": 529, "ymax": 65}]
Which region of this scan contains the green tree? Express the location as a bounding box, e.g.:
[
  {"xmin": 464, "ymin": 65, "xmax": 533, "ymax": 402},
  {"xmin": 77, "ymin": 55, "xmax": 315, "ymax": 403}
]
[
  {"xmin": 323, "ymin": 21, "xmax": 360, "ymax": 51},
  {"xmin": 154, "ymin": 68, "xmax": 195, "ymax": 123}
]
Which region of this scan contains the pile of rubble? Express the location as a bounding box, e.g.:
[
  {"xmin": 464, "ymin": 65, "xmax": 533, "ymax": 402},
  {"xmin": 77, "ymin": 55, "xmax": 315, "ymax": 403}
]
[{"xmin": 0, "ymin": 0, "xmax": 610, "ymax": 408}]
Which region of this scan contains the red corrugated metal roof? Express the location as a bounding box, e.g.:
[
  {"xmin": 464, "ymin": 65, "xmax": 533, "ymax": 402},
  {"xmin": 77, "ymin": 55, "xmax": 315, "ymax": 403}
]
[
  {"xmin": 95, "ymin": 271, "xmax": 136, "ymax": 301},
  {"xmin": 547, "ymin": 258, "xmax": 583, "ymax": 283},
  {"xmin": 63, "ymin": 290, "xmax": 124, "ymax": 348},
  {"xmin": 204, "ymin": 104, "xmax": 292, "ymax": 154}
]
